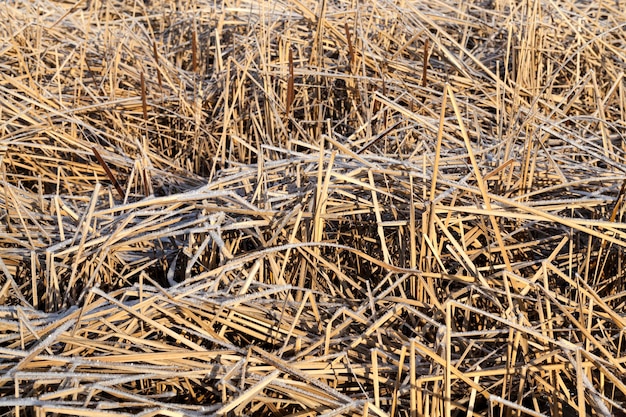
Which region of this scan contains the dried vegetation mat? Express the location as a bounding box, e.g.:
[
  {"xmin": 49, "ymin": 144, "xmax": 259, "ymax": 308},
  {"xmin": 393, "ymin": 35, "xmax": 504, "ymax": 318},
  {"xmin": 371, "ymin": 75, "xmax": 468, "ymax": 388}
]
[{"xmin": 1, "ymin": 0, "xmax": 626, "ymax": 415}]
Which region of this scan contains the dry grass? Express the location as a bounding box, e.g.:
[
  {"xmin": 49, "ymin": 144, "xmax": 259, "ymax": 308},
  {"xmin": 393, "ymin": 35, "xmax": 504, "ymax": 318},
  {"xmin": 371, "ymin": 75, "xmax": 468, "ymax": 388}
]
[{"xmin": 1, "ymin": 0, "xmax": 626, "ymax": 415}]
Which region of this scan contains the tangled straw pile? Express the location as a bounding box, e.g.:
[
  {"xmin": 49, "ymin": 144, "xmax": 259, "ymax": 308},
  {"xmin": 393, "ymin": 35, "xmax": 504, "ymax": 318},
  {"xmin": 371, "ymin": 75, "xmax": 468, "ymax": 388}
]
[{"xmin": 1, "ymin": 0, "xmax": 626, "ymax": 415}]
